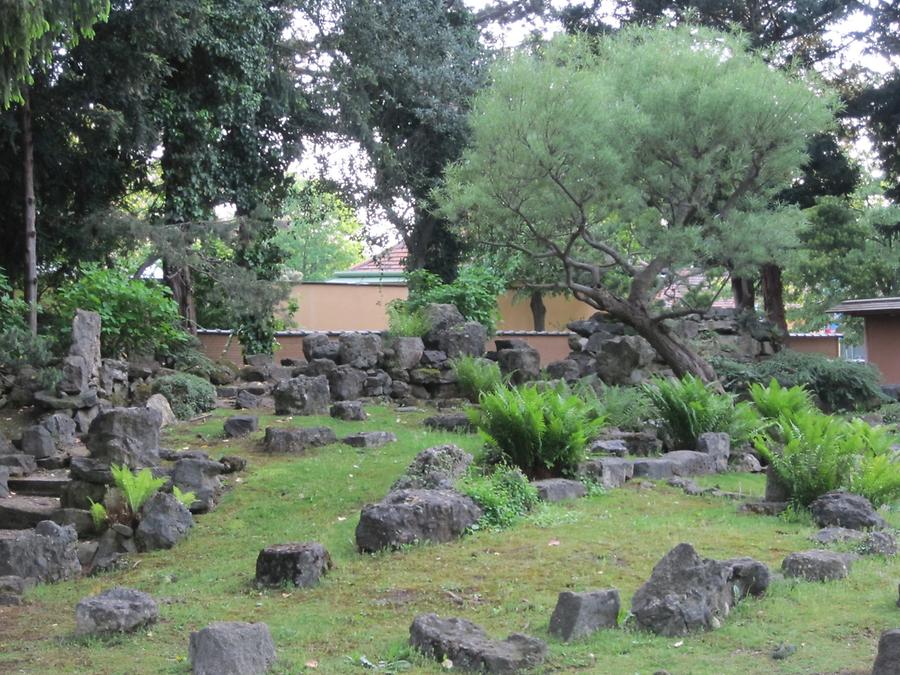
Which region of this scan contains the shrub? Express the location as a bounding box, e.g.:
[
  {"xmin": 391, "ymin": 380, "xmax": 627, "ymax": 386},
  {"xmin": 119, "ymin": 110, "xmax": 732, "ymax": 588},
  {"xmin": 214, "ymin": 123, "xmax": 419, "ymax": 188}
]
[
  {"xmin": 0, "ymin": 267, "xmax": 27, "ymax": 331},
  {"xmin": 151, "ymin": 372, "xmax": 216, "ymax": 419},
  {"xmin": 0, "ymin": 326, "xmax": 61, "ymax": 387},
  {"xmin": 748, "ymin": 379, "xmax": 814, "ymax": 422},
  {"xmin": 713, "ymin": 351, "xmax": 886, "ymax": 412},
  {"xmin": 386, "ymin": 300, "xmax": 431, "ymax": 338},
  {"xmin": 875, "ymin": 402, "xmax": 900, "ymax": 426},
  {"xmin": 406, "ymin": 265, "xmax": 507, "ymax": 333},
  {"xmin": 644, "ymin": 375, "xmax": 757, "ymax": 450},
  {"xmin": 470, "ymin": 385, "xmax": 604, "ymax": 477},
  {"xmin": 597, "ymin": 384, "xmax": 654, "ymax": 431},
  {"xmin": 458, "ymin": 466, "xmax": 540, "ymax": 530},
  {"xmin": 54, "ymin": 264, "xmax": 190, "ymax": 358},
  {"xmin": 452, "ymin": 355, "xmax": 509, "ymax": 402}
]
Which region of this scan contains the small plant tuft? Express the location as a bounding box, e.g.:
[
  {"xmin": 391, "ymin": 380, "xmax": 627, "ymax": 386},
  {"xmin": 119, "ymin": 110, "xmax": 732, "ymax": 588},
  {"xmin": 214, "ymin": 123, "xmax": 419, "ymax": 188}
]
[
  {"xmin": 459, "ymin": 466, "xmax": 540, "ymax": 530},
  {"xmin": 452, "ymin": 355, "xmax": 509, "ymax": 402},
  {"xmin": 110, "ymin": 464, "xmax": 167, "ymax": 517}
]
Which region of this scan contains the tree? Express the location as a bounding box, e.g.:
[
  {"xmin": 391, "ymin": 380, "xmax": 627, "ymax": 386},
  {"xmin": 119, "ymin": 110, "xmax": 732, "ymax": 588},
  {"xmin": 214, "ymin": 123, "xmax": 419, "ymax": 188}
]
[
  {"xmin": 440, "ymin": 26, "xmax": 835, "ymax": 380},
  {"xmin": 273, "ymin": 181, "xmax": 364, "ymax": 281},
  {"xmin": 1, "ymin": 0, "xmax": 110, "ymax": 333}
]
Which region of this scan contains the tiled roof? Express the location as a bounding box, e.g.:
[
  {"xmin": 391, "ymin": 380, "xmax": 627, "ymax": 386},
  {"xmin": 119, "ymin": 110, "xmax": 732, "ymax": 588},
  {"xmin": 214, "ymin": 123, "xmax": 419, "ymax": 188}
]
[
  {"xmin": 351, "ymin": 242, "xmax": 408, "ymax": 272},
  {"xmin": 828, "ymin": 297, "xmax": 900, "ymax": 316}
]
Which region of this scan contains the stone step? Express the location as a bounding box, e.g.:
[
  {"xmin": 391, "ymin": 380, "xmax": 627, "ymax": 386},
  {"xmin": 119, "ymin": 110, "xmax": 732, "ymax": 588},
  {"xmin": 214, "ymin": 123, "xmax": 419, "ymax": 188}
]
[
  {"xmin": 0, "ymin": 496, "xmax": 61, "ymax": 529},
  {"xmin": 7, "ymin": 472, "xmax": 71, "ymax": 497}
]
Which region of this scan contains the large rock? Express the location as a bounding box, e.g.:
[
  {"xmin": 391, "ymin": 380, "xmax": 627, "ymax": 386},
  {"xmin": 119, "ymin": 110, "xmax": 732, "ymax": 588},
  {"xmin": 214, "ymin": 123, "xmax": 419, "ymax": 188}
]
[
  {"xmin": 0, "ymin": 520, "xmax": 81, "ymax": 582},
  {"xmin": 60, "ymin": 480, "xmax": 107, "ymax": 510},
  {"xmin": 189, "ymin": 622, "xmax": 276, "ymax": 675},
  {"xmin": 631, "ymin": 543, "xmax": 736, "ymax": 636},
  {"xmin": 326, "ymin": 366, "xmax": 367, "ymax": 401},
  {"xmin": 860, "ymin": 531, "xmax": 897, "ymax": 556},
  {"xmin": 809, "ymin": 491, "xmax": 886, "ymax": 531},
  {"xmin": 339, "ymin": 333, "xmax": 382, "ymax": 369},
  {"xmin": 171, "ymin": 458, "xmax": 224, "ymax": 513},
  {"xmin": 696, "ymin": 432, "xmax": 730, "ymax": 471},
  {"xmin": 809, "ymin": 527, "xmax": 865, "ymax": 545},
  {"xmin": 342, "ymin": 431, "xmax": 397, "ymax": 449},
  {"xmin": 88, "ymin": 527, "xmax": 137, "ymax": 573},
  {"xmin": 145, "ymin": 394, "xmax": 177, "ymax": 428},
  {"xmin": 70, "ymin": 456, "xmax": 112, "ymax": 484},
  {"xmin": 69, "ymin": 309, "xmax": 102, "ymax": 384},
  {"xmin": 532, "ymin": 478, "xmax": 587, "ymax": 502},
  {"xmin": 409, "ymin": 613, "xmax": 547, "ymax": 673},
  {"xmin": 135, "ymin": 492, "xmax": 193, "ymax": 551},
  {"xmin": 423, "ymin": 412, "xmax": 474, "ymax": 433},
  {"xmin": 497, "ymin": 347, "xmax": 541, "ymax": 385},
  {"xmin": 0, "ymin": 495, "xmax": 61, "ymax": 528},
  {"xmin": 355, "ymin": 489, "xmax": 482, "ymax": 552},
  {"xmin": 873, "ymin": 629, "xmax": 900, "ymax": 675},
  {"xmin": 385, "ymin": 336, "xmax": 425, "ymax": 371},
  {"xmin": 75, "ymin": 587, "xmax": 159, "ymax": 636},
  {"xmin": 263, "ymin": 426, "xmax": 337, "ymax": 453},
  {"xmin": 549, "ymin": 589, "xmax": 620, "ymax": 642},
  {"xmin": 434, "ymin": 322, "xmax": 488, "ymax": 359},
  {"xmin": 100, "ymin": 359, "xmax": 129, "ymax": 402},
  {"xmin": 579, "ymin": 457, "xmax": 634, "ymax": 488},
  {"xmin": 663, "ymin": 450, "xmax": 719, "ymax": 476},
  {"xmin": 273, "ymin": 375, "xmax": 330, "ymax": 415},
  {"xmin": 41, "ymin": 412, "xmax": 78, "ymax": 447},
  {"xmin": 223, "ymin": 415, "xmax": 259, "ymax": 438},
  {"xmin": 86, "ymin": 407, "xmax": 162, "ymax": 469},
  {"xmin": 0, "ymin": 453, "xmax": 37, "ymax": 476},
  {"xmin": 330, "ymin": 401, "xmax": 367, "ymax": 421},
  {"xmin": 20, "ymin": 425, "xmax": 57, "ymax": 459},
  {"xmin": 593, "ymin": 335, "xmax": 656, "ymax": 385},
  {"xmin": 391, "ymin": 444, "xmax": 473, "ymax": 491},
  {"xmin": 423, "ymin": 304, "xmax": 465, "ymax": 345},
  {"xmin": 545, "ymin": 359, "xmax": 581, "ymax": 382},
  {"xmin": 58, "ymin": 355, "xmax": 89, "ymax": 394},
  {"xmin": 781, "ymin": 550, "xmax": 855, "ymax": 582},
  {"xmin": 302, "ymin": 333, "xmax": 339, "ymax": 361},
  {"xmin": 255, "ymin": 542, "xmax": 332, "ymax": 588},
  {"xmin": 363, "ymin": 369, "xmax": 392, "ymax": 397}
]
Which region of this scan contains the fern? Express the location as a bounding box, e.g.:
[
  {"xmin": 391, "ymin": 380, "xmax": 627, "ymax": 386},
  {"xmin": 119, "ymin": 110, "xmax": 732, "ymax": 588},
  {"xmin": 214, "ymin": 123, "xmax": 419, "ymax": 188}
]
[
  {"xmin": 452, "ymin": 355, "xmax": 509, "ymax": 402},
  {"xmin": 110, "ymin": 464, "xmax": 167, "ymax": 515},
  {"xmin": 173, "ymin": 485, "xmax": 197, "ymax": 508},
  {"xmin": 88, "ymin": 499, "xmax": 108, "ymax": 529},
  {"xmin": 749, "ymin": 379, "xmax": 813, "ymax": 422},
  {"xmin": 598, "ymin": 384, "xmax": 653, "ymax": 431}
]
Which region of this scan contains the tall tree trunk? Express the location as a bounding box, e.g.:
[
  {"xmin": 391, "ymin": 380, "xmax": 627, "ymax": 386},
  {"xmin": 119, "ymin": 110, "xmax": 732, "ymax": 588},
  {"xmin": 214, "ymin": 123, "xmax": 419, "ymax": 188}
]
[
  {"xmin": 164, "ymin": 261, "xmax": 197, "ymax": 335},
  {"xmin": 22, "ymin": 88, "xmax": 37, "ymax": 335},
  {"xmin": 529, "ymin": 290, "xmax": 546, "ymax": 331},
  {"xmin": 731, "ymin": 275, "xmax": 756, "ymax": 313},
  {"xmin": 760, "ymin": 263, "xmax": 788, "ymax": 335}
]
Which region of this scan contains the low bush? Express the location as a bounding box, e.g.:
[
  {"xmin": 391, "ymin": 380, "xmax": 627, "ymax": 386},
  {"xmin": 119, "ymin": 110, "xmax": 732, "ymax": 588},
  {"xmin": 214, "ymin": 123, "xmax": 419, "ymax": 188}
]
[
  {"xmin": 748, "ymin": 379, "xmax": 814, "ymax": 422},
  {"xmin": 386, "ymin": 300, "xmax": 431, "ymax": 338},
  {"xmin": 151, "ymin": 372, "xmax": 216, "ymax": 419},
  {"xmin": 406, "ymin": 265, "xmax": 506, "ymax": 333},
  {"xmin": 875, "ymin": 402, "xmax": 900, "ymax": 426},
  {"xmin": 452, "ymin": 355, "xmax": 509, "ymax": 402},
  {"xmin": 713, "ymin": 351, "xmax": 886, "ymax": 412},
  {"xmin": 644, "ymin": 375, "xmax": 757, "ymax": 450},
  {"xmin": 0, "ymin": 326, "xmax": 61, "ymax": 388},
  {"xmin": 0, "ymin": 267, "xmax": 27, "ymax": 331},
  {"xmin": 470, "ymin": 385, "xmax": 604, "ymax": 478},
  {"xmin": 458, "ymin": 466, "xmax": 540, "ymax": 530}
]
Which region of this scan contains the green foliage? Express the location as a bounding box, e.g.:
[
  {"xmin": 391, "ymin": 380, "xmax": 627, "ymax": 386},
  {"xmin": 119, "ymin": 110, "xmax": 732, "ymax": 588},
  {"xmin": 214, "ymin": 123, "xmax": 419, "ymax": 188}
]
[
  {"xmin": 876, "ymin": 402, "xmax": 900, "ymax": 426},
  {"xmin": 714, "ymin": 350, "xmax": 886, "ymax": 412},
  {"xmin": 385, "ymin": 300, "xmax": 431, "ymax": 338},
  {"xmin": 151, "ymin": 373, "xmax": 216, "ymax": 420},
  {"xmin": 88, "ymin": 499, "xmax": 108, "ymax": 529},
  {"xmin": 452, "ymin": 355, "xmax": 508, "ymax": 403},
  {"xmin": 406, "ymin": 265, "xmax": 507, "ymax": 333},
  {"xmin": 598, "ymin": 384, "xmax": 654, "ymax": 431},
  {"xmin": 458, "ymin": 466, "xmax": 540, "ymax": 531},
  {"xmin": 0, "ymin": 326, "xmax": 56, "ymax": 371},
  {"xmin": 54, "ymin": 265, "xmax": 189, "ymax": 358},
  {"xmin": 470, "ymin": 385, "xmax": 604, "ymax": 478},
  {"xmin": 110, "ymin": 464, "xmax": 166, "ymax": 516},
  {"xmin": 172, "ymin": 486, "xmax": 196, "ymax": 508},
  {"xmin": 748, "ymin": 379, "xmax": 814, "ymax": 422},
  {"xmin": 853, "ymin": 453, "xmax": 900, "ymax": 510},
  {"xmin": 644, "ymin": 375, "xmax": 757, "ymax": 450},
  {"xmin": 0, "ymin": 268, "xmax": 27, "ymax": 331}
]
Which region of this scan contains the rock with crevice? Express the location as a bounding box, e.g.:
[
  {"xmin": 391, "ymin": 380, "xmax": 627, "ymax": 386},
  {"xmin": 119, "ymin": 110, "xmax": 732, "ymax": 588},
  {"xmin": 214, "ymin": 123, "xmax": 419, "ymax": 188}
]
[
  {"xmin": 272, "ymin": 375, "xmax": 330, "ymax": 415},
  {"xmin": 135, "ymin": 492, "xmax": 193, "ymax": 551},
  {"xmin": 255, "ymin": 542, "xmax": 332, "ymax": 588},
  {"xmin": 86, "ymin": 407, "xmax": 162, "ymax": 469},
  {"xmin": 75, "ymin": 587, "xmax": 159, "ymax": 636},
  {"xmin": 330, "ymin": 401, "xmax": 367, "ymax": 421},
  {"xmin": 0, "ymin": 520, "xmax": 81, "ymax": 582}
]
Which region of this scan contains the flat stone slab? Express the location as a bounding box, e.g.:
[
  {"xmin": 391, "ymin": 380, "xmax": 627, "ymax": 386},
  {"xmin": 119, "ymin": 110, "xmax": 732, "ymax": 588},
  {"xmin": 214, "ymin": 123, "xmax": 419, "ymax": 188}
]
[
  {"xmin": 263, "ymin": 426, "xmax": 337, "ymax": 453},
  {"xmin": 579, "ymin": 457, "xmax": 633, "ymax": 488},
  {"xmin": 423, "ymin": 413, "xmax": 474, "ymax": 433},
  {"xmin": 0, "ymin": 496, "xmax": 61, "ymax": 529},
  {"xmin": 532, "ymin": 479, "xmax": 586, "ymax": 502},
  {"xmin": 342, "ymin": 431, "xmax": 397, "ymax": 449},
  {"xmin": 663, "ymin": 450, "xmax": 719, "ymax": 476},
  {"xmin": 782, "ymin": 550, "xmax": 856, "ymax": 582},
  {"xmin": 7, "ymin": 473, "xmax": 70, "ymax": 497},
  {"xmin": 75, "ymin": 587, "xmax": 159, "ymax": 636}
]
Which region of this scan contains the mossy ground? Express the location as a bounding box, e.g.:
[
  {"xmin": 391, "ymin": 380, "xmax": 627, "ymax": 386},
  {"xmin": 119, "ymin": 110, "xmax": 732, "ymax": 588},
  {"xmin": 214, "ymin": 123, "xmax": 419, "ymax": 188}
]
[{"xmin": 0, "ymin": 405, "xmax": 897, "ymax": 674}]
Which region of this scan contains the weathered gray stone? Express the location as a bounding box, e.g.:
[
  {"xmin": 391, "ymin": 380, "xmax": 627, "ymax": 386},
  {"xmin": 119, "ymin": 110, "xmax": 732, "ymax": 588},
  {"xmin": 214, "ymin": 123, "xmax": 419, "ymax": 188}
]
[
  {"xmin": 58, "ymin": 355, "xmax": 89, "ymax": 394},
  {"xmin": 330, "ymin": 401, "xmax": 367, "ymax": 421},
  {"xmin": 69, "ymin": 456, "xmax": 112, "ymax": 484},
  {"xmin": 339, "ymin": 333, "xmax": 382, "ymax": 369},
  {"xmin": 532, "ymin": 478, "xmax": 587, "ymax": 502},
  {"xmin": 873, "ymin": 629, "xmax": 900, "ymax": 675},
  {"xmin": 0, "ymin": 453, "xmax": 37, "ymax": 476},
  {"xmin": 549, "ymin": 589, "xmax": 620, "ymax": 641},
  {"xmin": 50, "ymin": 508, "xmax": 95, "ymax": 537},
  {"xmin": 100, "ymin": 359, "xmax": 129, "ymax": 402},
  {"xmin": 423, "ymin": 304, "xmax": 465, "ymax": 345},
  {"xmin": 326, "ymin": 366, "xmax": 367, "ymax": 401},
  {"xmin": 302, "ymin": 333, "xmax": 339, "ymax": 361},
  {"xmin": 0, "ymin": 495, "xmax": 60, "ymax": 528},
  {"xmin": 859, "ymin": 531, "xmax": 897, "ymax": 556},
  {"xmin": 764, "ymin": 465, "xmax": 792, "ymax": 502},
  {"xmin": 145, "ymin": 394, "xmax": 177, "ymax": 427},
  {"xmin": 235, "ymin": 389, "xmax": 262, "ymax": 410},
  {"xmin": 593, "ymin": 335, "xmax": 656, "ymax": 385},
  {"xmin": 73, "ymin": 405, "xmax": 100, "ymax": 433},
  {"xmin": 88, "ymin": 528, "xmax": 136, "ymax": 573},
  {"xmin": 423, "ymin": 412, "xmax": 474, "ymax": 433},
  {"xmin": 410, "ymin": 613, "xmax": 547, "ymax": 673},
  {"xmin": 20, "ymin": 425, "xmax": 56, "ymax": 459},
  {"xmin": 599, "ymin": 429, "xmax": 661, "ymax": 456},
  {"xmin": 342, "ymin": 431, "xmax": 397, "ymax": 449},
  {"xmin": 135, "ymin": 492, "xmax": 193, "ymax": 551},
  {"xmin": 391, "ymin": 444, "xmax": 473, "ymax": 491},
  {"xmin": 696, "ymin": 432, "xmax": 730, "ymax": 471},
  {"xmin": 34, "ymin": 388, "xmax": 98, "ymax": 411},
  {"xmin": 0, "ymin": 466, "xmax": 8, "ymax": 498},
  {"xmin": 809, "ymin": 491, "xmax": 886, "ymax": 531},
  {"xmin": 69, "ymin": 309, "xmax": 102, "ymax": 383},
  {"xmin": 189, "ymin": 621, "xmax": 276, "ymax": 675},
  {"xmin": 421, "ymin": 349, "xmax": 449, "ymax": 367},
  {"xmin": 171, "ymin": 459, "xmax": 224, "ymax": 513},
  {"xmin": 86, "ymin": 407, "xmax": 162, "ymax": 469},
  {"xmin": 721, "ymin": 557, "xmax": 771, "ymax": 599},
  {"xmin": 731, "ymin": 453, "xmax": 763, "ymax": 473},
  {"xmin": 579, "ymin": 457, "xmax": 634, "ymax": 488},
  {"xmin": 263, "ymin": 426, "xmax": 337, "ymax": 453},
  {"xmin": 435, "ymin": 321, "xmax": 488, "ymax": 359},
  {"xmin": 809, "ymin": 527, "xmax": 865, "ymax": 545},
  {"xmin": 363, "ymin": 369, "xmax": 392, "ymax": 397},
  {"xmin": 631, "ymin": 457, "xmax": 677, "ymax": 480},
  {"xmin": 545, "ymin": 359, "xmax": 581, "ymax": 382},
  {"xmin": 255, "ymin": 542, "xmax": 332, "ymax": 588},
  {"xmin": 588, "ymin": 439, "xmax": 628, "ymax": 457},
  {"xmin": 223, "ymin": 415, "xmax": 259, "ymax": 438},
  {"xmin": 60, "ymin": 480, "xmax": 107, "ymax": 510},
  {"xmin": 356, "ymin": 489, "xmax": 482, "ymax": 552},
  {"xmin": 781, "ymin": 550, "xmax": 855, "ymax": 582},
  {"xmin": 75, "ymin": 587, "xmax": 159, "ymax": 636},
  {"xmin": 304, "ymin": 358, "xmax": 337, "ymax": 377},
  {"xmin": 385, "ymin": 336, "xmax": 425, "ymax": 371},
  {"xmin": 498, "ymin": 347, "xmax": 541, "ymax": 385},
  {"xmin": 273, "ymin": 375, "xmax": 330, "ymax": 415},
  {"xmin": 663, "ymin": 450, "xmax": 719, "ymax": 476},
  {"xmin": 0, "ymin": 520, "xmax": 81, "ymax": 582}
]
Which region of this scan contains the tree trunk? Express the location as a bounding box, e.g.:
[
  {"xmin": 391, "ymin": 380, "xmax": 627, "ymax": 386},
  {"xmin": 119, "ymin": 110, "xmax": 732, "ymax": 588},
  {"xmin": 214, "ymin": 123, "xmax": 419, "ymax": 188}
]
[
  {"xmin": 731, "ymin": 275, "xmax": 756, "ymax": 313},
  {"xmin": 164, "ymin": 261, "xmax": 197, "ymax": 334},
  {"xmin": 529, "ymin": 290, "xmax": 546, "ymax": 331},
  {"xmin": 22, "ymin": 88, "xmax": 37, "ymax": 335},
  {"xmin": 634, "ymin": 317, "xmax": 718, "ymax": 382},
  {"xmin": 760, "ymin": 263, "xmax": 788, "ymax": 335}
]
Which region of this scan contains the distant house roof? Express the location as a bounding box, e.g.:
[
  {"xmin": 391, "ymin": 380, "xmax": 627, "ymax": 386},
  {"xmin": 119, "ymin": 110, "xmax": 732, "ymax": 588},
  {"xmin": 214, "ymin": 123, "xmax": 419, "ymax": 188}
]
[
  {"xmin": 827, "ymin": 297, "xmax": 900, "ymax": 316},
  {"xmin": 351, "ymin": 242, "xmax": 408, "ymax": 273}
]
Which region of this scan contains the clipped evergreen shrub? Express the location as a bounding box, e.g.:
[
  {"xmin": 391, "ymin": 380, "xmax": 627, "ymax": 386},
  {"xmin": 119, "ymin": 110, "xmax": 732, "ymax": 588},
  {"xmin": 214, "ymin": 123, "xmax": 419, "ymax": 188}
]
[
  {"xmin": 151, "ymin": 372, "xmax": 216, "ymax": 420},
  {"xmin": 458, "ymin": 466, "xmax": 540, "ymax": 530}
]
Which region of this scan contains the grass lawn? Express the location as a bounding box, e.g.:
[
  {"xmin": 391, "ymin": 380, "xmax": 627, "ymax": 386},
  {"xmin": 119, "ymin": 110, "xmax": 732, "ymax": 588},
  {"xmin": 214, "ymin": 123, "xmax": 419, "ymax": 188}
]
[{"xmin": 0, "ymin": 404, "xmax": 897, "ymax": 674}]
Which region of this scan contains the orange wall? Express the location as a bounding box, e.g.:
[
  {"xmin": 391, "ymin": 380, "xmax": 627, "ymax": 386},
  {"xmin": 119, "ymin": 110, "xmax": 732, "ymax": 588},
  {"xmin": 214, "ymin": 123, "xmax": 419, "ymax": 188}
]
[
  {"xmin": 495, "ymin": 293, "xmax": 594, "ymax": 331},
  {"xmin": 785, "ymin": 335, "xmax": 840, "ymax": 359},
  {"xmin": 865, "ymin": 316, "xmax": 900, "ymax": 385}
]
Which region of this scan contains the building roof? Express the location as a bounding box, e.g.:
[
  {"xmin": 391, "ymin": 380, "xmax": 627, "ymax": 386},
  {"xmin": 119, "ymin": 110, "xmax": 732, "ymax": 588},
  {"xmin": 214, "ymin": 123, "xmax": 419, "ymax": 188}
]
[
  {"xmin": 351, "ymin": 242, "xmax": 408, "ymax": 273},
  {"xmin": 827, "ymin": 297, "xmax": 900, "ymax": 316}
]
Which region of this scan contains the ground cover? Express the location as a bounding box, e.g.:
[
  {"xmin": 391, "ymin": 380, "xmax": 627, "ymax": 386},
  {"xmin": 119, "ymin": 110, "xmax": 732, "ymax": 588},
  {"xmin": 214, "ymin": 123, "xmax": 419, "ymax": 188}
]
[{"xmin": 0, "ymin": 404, "xmax": 897, "ymax": 674}]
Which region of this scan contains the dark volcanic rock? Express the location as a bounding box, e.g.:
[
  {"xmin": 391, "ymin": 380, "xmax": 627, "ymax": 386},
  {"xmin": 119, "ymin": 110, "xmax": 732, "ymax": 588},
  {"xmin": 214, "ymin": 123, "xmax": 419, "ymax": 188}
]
[
  {"xmin": 75, "ymin": 587, "xmax": 159, "ymax": 636},
  {"xmin": 0, "ymin": 520, "xmax": 81, "ymax": 582},
  {"xmin": 809, "ymin": 491, "xmax": 886, "ymax": 531},
  {"xmin": 781, "ymin": 550, "xmax": 855, "ymax": 582},
  {"xmin": 391, "ymin": 444, "xmax": 473, "ymax": 491},
  {"xmin": 223, "ymin": 416, "xmax": 259, "ymax": 438},
  {"xmin": 255, "ymin": 542, "xmax": 332, "ymax": 588},
  {"xmin": 532, "ymin": 479, "xmax": 587, "ymax": 502},
  {"xmin": 135, "ymin": 492, "xmax": 193, "ymax": 551},
  {"xmin": 189, "ymin": 621, "xmax": 276, "ymax": 675},
  {"xmin": 342, "ymin": 431, "xmax": 397, "ymax": 449},
  {"xmin": 549, "ymin": 589, "xmax": 620, "ymax": 642},
  {"xmin": 423, "ymin": 412, "xmax": 474, "ymax": 433},
  {"xmin": 263, "ymin": 427, "xmax": 337, "ymax": 453},
  {"xmin": 330, "ymin": 401, "xmax": 367, "ymax": 421},
  {"xmin": 874, "ymin": 629, "xmax": 900, "ymax": 675},
  {"xmin": 273, "ymin": 375, "xmax": 330, "ymax": 415},
  {"xmin": 86, "ymin": 407, "xmax": 162, "ymax": 469}
]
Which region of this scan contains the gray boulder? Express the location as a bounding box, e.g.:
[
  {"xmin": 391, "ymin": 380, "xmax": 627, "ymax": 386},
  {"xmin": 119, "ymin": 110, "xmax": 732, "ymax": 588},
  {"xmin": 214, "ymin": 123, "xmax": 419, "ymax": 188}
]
[
  {"xmin": 263, "ymin": 427, "xmax": 337, "ymax": 454},
  {"xmin": 75, "ymin": 587, "xmax": 159, "ymax": 636},
  {"xmin": 732, "ymin": 453, "xmax": 763, "ymax": 473},
  {"xmin": 60, "ymin": 480, "xmax": 107, "ymax": 510},
  {"xmin": 342, "ymin": 431, "xmax": 397, "ymax": 449},
  {"xmin": 532, "ymin": 479, "xmax": 586, "ymax": 502},
  {"xmin": 189, "ymin": 622, "xmax": 276, "ymax": 675},
  {"xmin": 588, "ymin": 439, "xmax": 628, "ymax": 457},
  {"xmin": 273, "ymin": 375, "xmax": 330, "ymax": 415},
  {"xmin": 135, "ymin": 492, "xmax": 193, "ymax": 551},
  {"xmin": 391, "ymin": 444, "xmax": 473, "ymax": 491},
  {"xmin": 810, "ymin": 527, "xmax": 865, "ymax": 545},
  {"xmin": 630, "ymin": 457, "xmax": 677, "ymax": 480},
  {"xmin": 327, "ymin": 366, "xmax": 367, "ymax": 401},
  {"xmin": 58, "ymin": 355, "xmax": 89, "ymax": 394},
  {"xmin": 809, "ymin": 491, "xmax": 886, "ymax": 530},
  {"xmin": 594, "ymin": 335, "xmax": 656, "ymax": 385},
  {"xmin": 20, "ymin": 425, "xmax": 56, "ymax": 459},
  {"xmin": 70, "ymin": 456, "xmax": 112, "ymax": 484},
  {"xmin": 781, "ymin": 550, "xmax": 855, "ymax": 582},
  {"xmin": 0, "ymin": 520, "xmax": 81, "ymax": 582},
  {"xmin": 303, "ymin": 358, "xmax": 336, "ymax": 377},
  {"xmin": 874, "ymin": 629, "xmax": 900, "ymax": 675},
  {"xmin": 363, "ymin": 369, "xmax": 392, "ymax": 397},
  {"xmin": 330, "ymin": 401, "xmax": 367, "ymax": 421},
  {"xmin": 69, "ymin": 309, "xmax": 102, "ymax": 384},
  {"xmin": 544, "ymin": 359, "xmax": 581, "ymax": 382},
  {"xmin": 579, "ymin": 457, "xmax": 634, "ymax": 489},
  {"xmin": 86, "ymin": 407, "xmax": 162, "ymax": 469},
  {"xmin": 664, "ymin": 450, "xmax": 719, "ymax": 476},
  {"xmin": 223, "ymin": 415, "xmax": 259, "ymax": 438},
  {"xmin": 696, "ymin": 432, "xmax": 730, "ymax": 471},
  {"xmin": 302, "ymin": 333, "xmax": 339, "ymax": 361},
  {"xmin": 409, "ymin": 613, "xmax": 546, "ymax": 673},
  {"xmin": 423, "ymin": 412, "xmax": 474, "ymax": 433},
  {"xmin": 385, "ymin": 336, "xmax": 425, "ymax": 371},
  {"xmin": 145, "ymin": 394, "xmax": 177, "ymax": 427},
  {"xmin": 235, "ymin": 390, "xmax": 262, "ymax": 410},
  {"xmin": 255, "ymin": 542, "xmax": 332, "ymax": 588},
  {"xmin": 356, "ymin": 489, "xmax": 482, "ymax": 552},
  {"xmin": 435, "ymin": 322, "xmax": 488, "ymax": 359},
  {"xmin": 859, "ymin": 531, "xmax": 897, "ymax": 556},
  {"xmin": 41, "ymin": 413, "xmax": 78, "ymax": 447},
  {"xmin": 549, "ymin": 589, "xmax": 620, "ymax": 641},
  {"xmin": 631, "ymin": 543, "xmax": 733, "ymax": 636},
  {"xmin": 171, "ymin": 458, "xmax": 224, "ymax": 513},
  {"xmin": 0, "ymin": 453, "xmax": 36, "ymax": 477},
  {"xmin": 722, "ymin": 557, "xmax": 771, "ymax": 598},
  {"xmin": 423, "ymin": 304, "xmax": 465, "ymax": 345},
  {"xmin": 339, "ymin": 333, "xmax": 382, "ymax": 369},
  {"xmin": 497, "ymin": 347, "xmax": 541, "ymax": 385}
]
